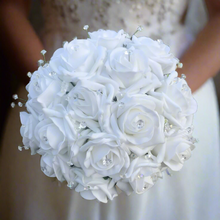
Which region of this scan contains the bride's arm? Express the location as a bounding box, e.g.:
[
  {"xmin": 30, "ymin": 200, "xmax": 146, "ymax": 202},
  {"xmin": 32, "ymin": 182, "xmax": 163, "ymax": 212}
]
[
  {"xmin": 0, "ymin": 0, "xmax": 44, "ymax": 84},
  {"xmin": 180, "ymin": 0, "xmax": 220, "ymax": 92}
]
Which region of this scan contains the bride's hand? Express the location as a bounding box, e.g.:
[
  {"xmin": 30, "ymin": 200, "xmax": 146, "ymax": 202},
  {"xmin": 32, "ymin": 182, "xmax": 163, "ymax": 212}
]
[{"xmin": 179, "ymin": 0, "xmax": 220, "ymax": 93}]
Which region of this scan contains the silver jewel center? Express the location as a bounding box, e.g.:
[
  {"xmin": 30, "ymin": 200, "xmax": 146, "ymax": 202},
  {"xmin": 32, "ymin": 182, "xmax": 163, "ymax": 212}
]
[
  {"xmin": 136, "ymin": 119, "xmax": 145, "ymax": 129},
  {"xmin": 102, "ymin": 157, "xmax": 112, "ymax": 166}
]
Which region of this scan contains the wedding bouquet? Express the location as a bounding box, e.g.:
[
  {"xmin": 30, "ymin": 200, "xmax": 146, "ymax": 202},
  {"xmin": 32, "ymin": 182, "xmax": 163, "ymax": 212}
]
[{"xmin": 14, "ymin": 26, "xmax": 197, "ymax": 203}]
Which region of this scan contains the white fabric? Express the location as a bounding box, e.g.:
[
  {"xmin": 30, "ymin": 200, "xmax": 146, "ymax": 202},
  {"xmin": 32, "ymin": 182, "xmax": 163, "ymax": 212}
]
[{"xmin": 25, "ymin": 0, "xmax": 220, "ymax": 219}]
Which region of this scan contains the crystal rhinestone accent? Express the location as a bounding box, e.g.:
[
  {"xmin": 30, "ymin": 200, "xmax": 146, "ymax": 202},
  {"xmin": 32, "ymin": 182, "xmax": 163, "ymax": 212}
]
[
  {"xmin": 118, "ymin": 102, "xmax": 125, "ymax": 108},
  {"xmin": 152, "ymin": 174, "xmax": 158, "ymax": 182},
  {"xmin": 164, "ymin": 73, "xmax": 170, "ymax": 78},
  {"xmin": 71, "ymin": 45, "xmax": 79, "ymax": 51},
  {"xmin": 103, "ymin": 158, "xmax": 112, "ymax": 166},
  {"xmin": 125, "ymin": 33, "xmax": 130, "ymax": 38},
  {"xmin": 24, "ymin": 146, "xmax": 29, "ymax": 150},
  {"xmin": 18, "ymin": 146, "xmax": 23, "ymax": 151},
  {"xmin": 38, "ymin": 59, "xmax": 44, "ymax": 67},
  {"xmin": 181, "ymin": 84, "xmax": 189, "ymax": 92},
  {"xmin": 157, "ymin": 39, "xmax": 163, "ymax": 44},
  {"xmin": 164, "ymin": 119, "xmax": 172, "ymax": 132},
  {"xmin": 49, "ymin": 71, "xmax": 56, "ymax": 77},
  {"xmin": 18, "ymin": 102, "xmax": 23, "ymax": 107},
  {"xmin": 187, "ymin": 127, "xmax": 192, "ymax": 133},
  {"xmin": 181, "ymin": 74, "xmax": 186, "ymax": 79},
  {"xmin": 11, "ymin": 102, "xmax": 15, "ymax": 108},
  {"xmin": 34, "ymin": 82, "xmax": 41, "ymax": 91},
  {"xmin": 188, "ymin": 137, "xmax": 199, "ymax": 144},
  {"xmin": 145, "ymin": 153, "xmax": 151, "ymax": 159},
  {"xmin": 71, "ymin": 93, "xmax": 79, "ymax": 101},
  {"xmin": 130, "ymin": 153, "xmax": 137, "ymax": 159},
  {"xmin": 170, "ymin": 77, "xmax": 178, "ymax": 85},
  {"xmin": 143, "ymin": 183, "xmax": 149, "ymax": 190},
  {"xmin": 41, "ymin": 50, "xmax": 47, "ymax": 56},
  {"xmin": 181, "ymin": 154, "xmax": 187, "ymax": 161},
  {"xmin": 177, "ymin": 62, "xmax": 183, "ymax": 68},
  {"xmin": 67, "ymin": 182, "xmax": 74, "ymax": 189},
  {"xmin": 137, "ymin": 25, "xmax": 143, "ymax": 32},
  {"xmin": 137, "ymin": 174, "xmax": 144, "ymax": 179},
  {"xmin": 12, "ymin": 94, "xmax": 18, "ymax": 100},
  {"xmin": 136, "ymin": 119, "xmax": 144, "ymax": 129},
  {"xmin": 124, "ymin": 50, "xmax": 129, "ymax": 55},
  {"xmin": 84, "ymin": 186, "xmax": 90, "ymax": 190},
  {"xmin": 83, "ymin": 25, "xmax": 89, "ymax": 30},
  {"xmin": 41, "ymin": 166, "xmax": 47, "ymax": 172},
  {"xmin": 96, "ymin": 89, "xmax": 103, "ymax": 95},
  {"xmin": 67, "ymin": 161, "xmax": 74, "ymax": 167},
  {"xmin": 43, "ymin": 136, "xmax": 48, "ymax": 142},
  {"xmin": 79, "ymin": 121, "xmax": 87, "ymax": 129},
  {"xmin": 27, "ymin": 72, "xmax": 32, "ymax": 78},
  {"xmin": 120, "ymin": 174, "xmax": 125, "ymax": 178},
  {"xmin": 116, "ymin": 93, "xmax": 124, "ymax": 100}
]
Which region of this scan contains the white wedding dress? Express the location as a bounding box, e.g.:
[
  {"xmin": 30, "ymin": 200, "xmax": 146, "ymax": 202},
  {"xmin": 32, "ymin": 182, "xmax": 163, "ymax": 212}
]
[{"xmin": 0, "ymin": 0, "xmax": 220, "ymax": 219}]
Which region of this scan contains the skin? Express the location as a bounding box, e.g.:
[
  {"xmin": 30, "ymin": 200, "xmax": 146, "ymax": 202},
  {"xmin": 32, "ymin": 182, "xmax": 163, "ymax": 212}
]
[
  {"xmin": 180, "ymin": 0, "xmax": 220, "ymax": 92},
  {"xmin": 0, "ymin": 0, "xmax": 220, "ymax": 92}
]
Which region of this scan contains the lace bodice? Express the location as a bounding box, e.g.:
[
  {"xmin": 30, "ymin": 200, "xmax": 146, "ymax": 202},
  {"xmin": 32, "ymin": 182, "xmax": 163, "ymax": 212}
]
[{"xmin": 40, "ymin": 0, "xmax": 189, "ymax": 56}]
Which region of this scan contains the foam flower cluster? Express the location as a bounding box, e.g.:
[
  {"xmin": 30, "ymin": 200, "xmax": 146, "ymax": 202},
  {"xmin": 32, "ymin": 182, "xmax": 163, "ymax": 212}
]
[{"xmin": 19, "ymin": 28, "xmax": 197, "ymax": 203}]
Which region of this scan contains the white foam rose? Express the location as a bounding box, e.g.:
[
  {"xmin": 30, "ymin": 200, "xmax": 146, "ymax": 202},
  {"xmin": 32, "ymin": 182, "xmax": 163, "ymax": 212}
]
[
  {"xmin": 110, "ymin": 94, "xmax": 165, "ymax": 156},
  {"xmin": 118, "ymin": 155, "xmax": 161, "ymax": 194},
  {"xmin": 42, "ymin": 104, "xmax": 100, "ymax": 144},
  {"xmin": 34, "ymin": 117, "xmax": 67, "ymax": 154},
  {"xmin": 26, "ymin": 65, "xmax": 59, "ymax": 99},
  {"xmin": 76, "ymin": 133, "xmax": 130, "ymax": 178},
  {"xmin": 153, "ymin": 71, "xmax": 197, "ymax": 129},
  {"xmin": 89, "ymin": 29, "xmax": 127, "ymax": 50},
  {"xmin": 67, "ymin": 77, "xmax": 120, "ymax": 123},
  {"xmin": 39, "ymin": 153, "xmax": 56, "ymax": 177},
  {"xmin": 25, "ymin": 65, "xmax": 62, "ymax": 116},
  {"xmin": 50, "ymin": 38, "xmax": 107, "ymax": 82},
  {"xmin": 132, "ymin": 36, "xmax": 178, "ymax": 79},
  {"xmin": 73, "ymin": 168, "xmax": 118, "ymax": 203},
  {"xmin": 66, "ymin": 80, "xmax": 105, "ymax": 120},
  {"xmin": 105, "ymin": 46, "xmax": 149, "ymax": 88},
  {"xmin": 20, "ymin": 112, "xmax": 39, "ymax": 155}
]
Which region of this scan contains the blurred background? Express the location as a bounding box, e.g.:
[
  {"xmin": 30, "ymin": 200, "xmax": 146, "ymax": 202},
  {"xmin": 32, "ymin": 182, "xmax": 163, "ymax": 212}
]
[
  {"xmin": 0, "ymin": 0, "xmax": 43, "ymax": 140},
  {"xmin": 0, "ymin": 0, "xmax": 220, "ymax": 142}
]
